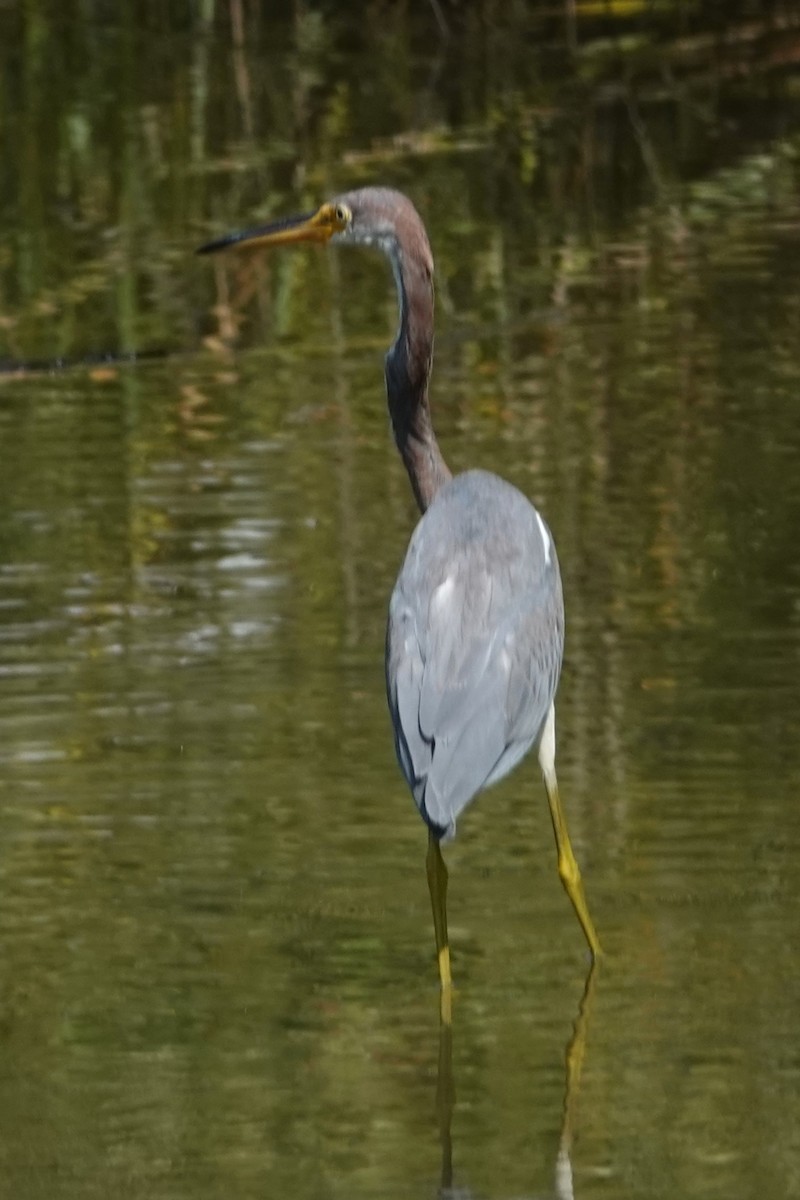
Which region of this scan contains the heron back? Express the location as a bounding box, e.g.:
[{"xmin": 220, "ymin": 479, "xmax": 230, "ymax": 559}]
[{"xmin": 385, "ymin": 468, "xmax": 564, "ymax": 839}]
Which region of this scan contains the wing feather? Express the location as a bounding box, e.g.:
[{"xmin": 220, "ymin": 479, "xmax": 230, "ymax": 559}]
[{"xmin": 385, "ymin": 470, "xmax": 564, "ymax": 838}]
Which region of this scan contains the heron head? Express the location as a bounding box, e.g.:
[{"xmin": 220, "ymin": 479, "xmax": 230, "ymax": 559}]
[{"xmin": 197, "ymin": 187, "xmax": 432, "ymax": 279}]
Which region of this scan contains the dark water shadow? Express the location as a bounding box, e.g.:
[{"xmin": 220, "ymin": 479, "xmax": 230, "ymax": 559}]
[{"xmin": 436, "ymin": 963, "xmax": 599, "ymax": 1200}]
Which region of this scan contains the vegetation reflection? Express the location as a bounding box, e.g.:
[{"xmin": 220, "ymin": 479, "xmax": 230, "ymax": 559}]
[{"xmin": 1, "ymin": 4, "xmax": 799, "ymax": 1200}]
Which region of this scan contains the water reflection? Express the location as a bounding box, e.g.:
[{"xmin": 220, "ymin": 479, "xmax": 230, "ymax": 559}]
[
  {"xmin": 435, "ymin": 965, "xmax": 599, "ymax": 1200},
  {"xmin": 2, "ymin": 5, "xmax": 800, "ymax": 1200}
]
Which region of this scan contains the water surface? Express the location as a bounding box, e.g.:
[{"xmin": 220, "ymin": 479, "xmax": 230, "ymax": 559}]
[{"xmin": 1, "ymin": 6, "xmax": 799, "ymax": 1198}]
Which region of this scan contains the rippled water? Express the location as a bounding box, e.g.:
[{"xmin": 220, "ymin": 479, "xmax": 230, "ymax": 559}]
[{"xmin": 2, "ymin": 7, "xmax": 800, "ymax": 1199}]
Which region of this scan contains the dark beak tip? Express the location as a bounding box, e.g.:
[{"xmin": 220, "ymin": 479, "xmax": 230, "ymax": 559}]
[
  {"xmin": 195, "ymin": 210, "xmax": 318, "ymax": 259},
  {"xmin": 196, "ymin": 236, "xmax": 228, "ymax": 256}
]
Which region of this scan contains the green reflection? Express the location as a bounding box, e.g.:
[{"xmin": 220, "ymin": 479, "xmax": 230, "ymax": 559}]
[{"xmin": 1, "ymin": 5, "xmax": 800, "ymax": 1200}]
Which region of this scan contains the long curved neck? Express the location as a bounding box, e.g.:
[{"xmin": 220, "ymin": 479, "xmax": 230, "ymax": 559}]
[{"xmin": 384, "ymin": 245, "xmax": 451, "ymax": 513}]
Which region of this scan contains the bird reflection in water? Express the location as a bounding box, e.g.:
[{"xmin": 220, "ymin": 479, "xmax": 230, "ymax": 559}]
[
  {"xmin": 435, "ymin": 964, "xmax": 599, "ymax": 1200},
  {"xmin": 199, "ymin": 188, "xmax": 602, "ymax": 1000}
]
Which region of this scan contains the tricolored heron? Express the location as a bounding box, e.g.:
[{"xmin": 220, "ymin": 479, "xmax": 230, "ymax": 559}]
[{"xmin": 198, "ymin": 187, "xmax": 602, "ymax": 995}]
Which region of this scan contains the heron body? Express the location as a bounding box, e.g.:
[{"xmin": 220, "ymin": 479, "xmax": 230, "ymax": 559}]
[
  {"xmin": 387, "ymin": 467, "xmax": 563, "ymax": 841},
  {"xmin": 198, "ymin": 186, "xmax": 601, "ymax": 1000}
]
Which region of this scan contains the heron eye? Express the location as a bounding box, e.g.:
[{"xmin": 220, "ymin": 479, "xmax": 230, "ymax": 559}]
[{"xmin": 334, "ymin": 204, "xmax": 350, "ymax": 226}]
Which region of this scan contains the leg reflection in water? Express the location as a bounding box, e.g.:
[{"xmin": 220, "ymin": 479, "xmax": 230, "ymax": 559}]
[
  {"xmin": 436, "ymin": 1015, "xmax": 455, "ymax": 1195},
  {"xmin": 554, "ymin": 962, "xmax": 599, "ymax": 1200},
  {"xmin": 433, "ymin": 961, "xmax": 600, "ymax": 1199}
]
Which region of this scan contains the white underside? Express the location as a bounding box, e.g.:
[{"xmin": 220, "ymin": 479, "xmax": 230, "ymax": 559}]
[{"xmin": 537, "ymin": 701, "xmax": 557, "ymax": 782}]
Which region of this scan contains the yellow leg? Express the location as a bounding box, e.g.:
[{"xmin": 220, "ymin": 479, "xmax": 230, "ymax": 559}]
[
  {"xmin": 544, "ymin": 769, "xmax": 602, "ymax": 960},
  {"xmin": 426, "ymin": 829, "xmax": 453, "ymax": 1010}
]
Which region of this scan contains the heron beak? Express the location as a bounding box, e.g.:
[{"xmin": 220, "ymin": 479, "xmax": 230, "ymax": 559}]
[{"xmin": 196, "ymin": 203, "xmax": 340, "ymax": 256}]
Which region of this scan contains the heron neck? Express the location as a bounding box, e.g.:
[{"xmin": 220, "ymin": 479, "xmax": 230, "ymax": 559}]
[{"xmin": 384, "ymin": 254, "xmax": 451, "ymax": 513}]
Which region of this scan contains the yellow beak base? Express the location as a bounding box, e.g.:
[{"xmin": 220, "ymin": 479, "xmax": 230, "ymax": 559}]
[{"xmin": 197, "ymin": 202, "xmax": 344, "ymax": 256}]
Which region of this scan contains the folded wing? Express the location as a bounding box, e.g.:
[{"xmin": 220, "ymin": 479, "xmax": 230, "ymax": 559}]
[{"xmin": 386, "ymin": 536, "xmax": 561, "ymax": 837}]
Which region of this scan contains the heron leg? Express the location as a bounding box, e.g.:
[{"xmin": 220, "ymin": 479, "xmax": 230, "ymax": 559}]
[
  {"xmin": 426, "ymin": 830, "xmax": 453, "ymax": 1004},
  {"xmin": 543, "ymin": 768, "xmax": 602, "ymax": 960}
]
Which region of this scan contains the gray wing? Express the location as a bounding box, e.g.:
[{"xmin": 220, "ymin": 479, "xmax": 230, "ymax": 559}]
[{"xmin": 385, "ymin": 521, "xmax": 563, "ymax": 838}]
